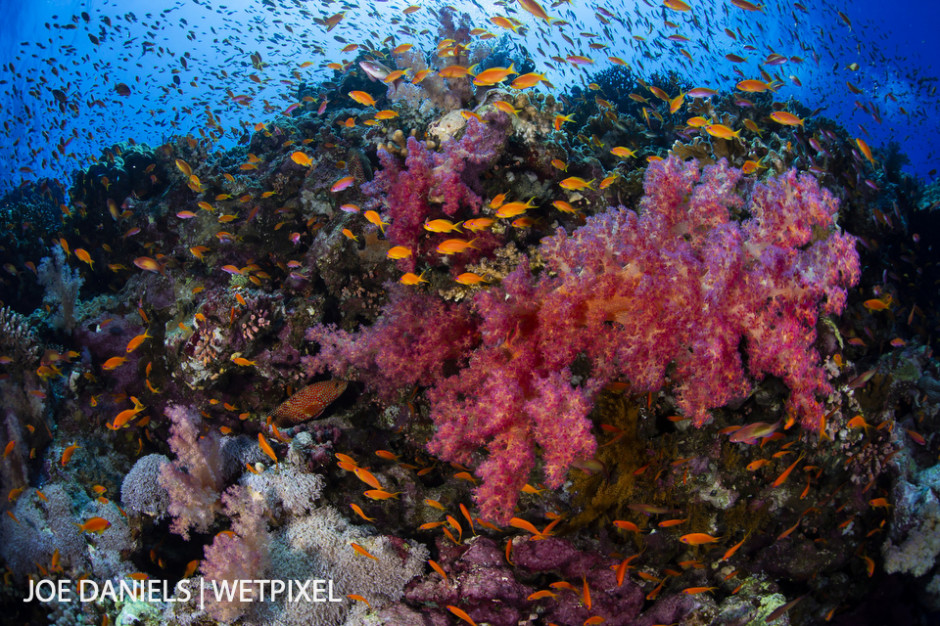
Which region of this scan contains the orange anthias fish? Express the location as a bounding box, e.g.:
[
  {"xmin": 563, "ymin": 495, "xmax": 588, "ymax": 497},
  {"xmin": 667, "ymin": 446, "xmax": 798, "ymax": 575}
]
[
  {"xmin": 455, "ymin": 272, "xmax": 487, "ymax": 286},
  {"xmin": 863, "ymin": 298, "xmax": 890, "ymax": 311},
  {"xmin": 518, "ymin": 0, "xmax": 551, "ymax": 20},
  {"xmin": 736, "ymin": 79, "xmax": 773, "ymax": 92},
  {"xmin": 349, "ymin": 503, "xmax": 375, "ymax": 522},
  {"xmin": 363, "ymin": 489, "xmax": 401, "ymax": 500},
  {"xmin": 256, "ymin": 433, "xmax": 278, "ymax": 467},
  {"xmin": 769, "ymin": 111, "xmax": 804, "ymax": 126},
  {"xmin": 400, "ymin": 271, "xmax": 428, "ymax": 286},
  {"xmin": 102, "ymin": 356, "xmax": 128, "ymax": 371},
  {"xmin": 856, "ymin": 138, "xmax": 876, "ymax": 165},
  {"xmin": 439, "ymin": 64, "xmax": 472, "ymax": 79},
  {"xmin": 554, "ymin": 114, "xmax": 574, "ymax": 130},
  {"xmin": 472, "ymin": 63, "xmax": 518, "ymax": 86},
  {"xmin": 386, "ymin": 246, "xmax": 412, "ymax": 260},
  {"xmin": 350, "ymin": 542, "xmax": 379, "ymax": 561},
  {"xmin": 270, "ymin": 380, "xmax": 347, "ymax": 427},
  {"xmin": 348, "ymin": 91, "xmax": 377, "ymax": 107},
  {"xmin": 437, "ymin": 239, "xmax": 477, "ymax": 255},
  {"xmin": 74, "ymin": 248, "xmax": 94, "ymax": 268},
  {"xmin": 509, "ymin": 517, "xmax": 546, "ymax": 538},
  {"xmin": 847, "ymin": 415, "xmax": 871, "ymax": 432},
  {"xmin": 771, "ymin": 452, "xmax": 805, "ymax": 487},
  {"xmin": 290, "ymin": 151, "xmax": 312, "ymax": 167},
  {"xmin": 447, "ymin": 605, "xmax": 478, "ymax": 626},
  {"xmin": 610, "ymin": 146, "xmax": 637, "ymax": 158},
  {"xmin": 61, "ymin": 443, "xmax": 80, "ymax": 466},
  {"xmin": 347, "ymin": 594, "xmax": 371, "ymax": 607},
  {"xmin": 464, "ymin": 218, "xmax": 495, "ymax": 232},
  {"xmin": 705, "ymin": 124, "xmax": 740, "ymax": 140},
  {"xmin": 614, "ymin": 520, "xmax": 642, "ymax": 533},
  {"xmin": 559, "ymin": 176, "xmax": 594, "ymax": 191},
  {"xmin": 424, "ymin": 219, "xmax": 462, "ymax": 233},
  {"xmin": 511, "ymin": 72, "xmax": 547, "ymax": 89},
  {"xmin": 75, "ymin": 517, "xmax": 111, "ymax": 533},
  {"xmin": 112, "ymin": 406, "xmax": 143, "ymax": 429},
  {"xmin": 353, "ymin": 467, "xmax": 383, "ymax": 490},
  {"xmin": 125, "ymin": 330, "xmax": 151, "ymax": 353},
  {"xmin": 679, "ymin": 532, "xmax": 721, "ymax": 545},
  {"xmin": 364, "ymin": 210, "xmax": 389, "ymax": 234}
]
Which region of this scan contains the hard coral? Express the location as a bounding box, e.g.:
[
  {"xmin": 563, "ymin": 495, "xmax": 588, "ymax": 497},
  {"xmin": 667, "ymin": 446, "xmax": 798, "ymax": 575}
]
[{"xmin": 121, "ymin": 453, "xmax": 170, "ymax": 519}]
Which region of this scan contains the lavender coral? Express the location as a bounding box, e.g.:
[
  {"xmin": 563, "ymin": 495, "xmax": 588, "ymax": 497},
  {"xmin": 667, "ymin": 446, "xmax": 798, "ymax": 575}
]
[
  {"xmin": 309, "ymin": 156, "xmax": 860, "ymax": 522},
  {"xmin": 158, "ymin": 405, "xmax": 227, "ymax": 539},
  {"xmin": 201, "ymin": 486, "xmax": 271, "ymax": 623}
]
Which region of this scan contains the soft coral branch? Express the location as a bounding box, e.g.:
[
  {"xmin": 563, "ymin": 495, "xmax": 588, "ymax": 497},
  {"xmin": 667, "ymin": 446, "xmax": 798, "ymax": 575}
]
[
  {"xmin": 309, "ymin": 157, "xmax": 860, "ymax": 523},
  {"xmin": 158, "ymin": 405, "xmax": 226, "ymax": 539},
  {"xmin": 360, "ymin": 114, "xmax": 508, "ymax": 271}
]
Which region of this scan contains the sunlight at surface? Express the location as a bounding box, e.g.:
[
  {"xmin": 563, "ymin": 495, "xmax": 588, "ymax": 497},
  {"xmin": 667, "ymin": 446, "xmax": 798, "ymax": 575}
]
[{"xmin": 0, "ymin": 0, "xmax": 936, "ymax": 193}]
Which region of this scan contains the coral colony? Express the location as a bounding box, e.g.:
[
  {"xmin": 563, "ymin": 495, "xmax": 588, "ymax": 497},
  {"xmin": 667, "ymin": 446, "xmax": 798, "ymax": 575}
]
[{"xmin": 2, "ymin": 3, "xmax": 940, "ymax": 626}]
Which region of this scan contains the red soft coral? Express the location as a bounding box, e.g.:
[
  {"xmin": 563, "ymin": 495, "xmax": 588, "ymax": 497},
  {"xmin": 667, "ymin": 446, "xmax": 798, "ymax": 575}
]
[{"xmin": 309, "ymin": 157, "xmax": 860, "ymax": 523}]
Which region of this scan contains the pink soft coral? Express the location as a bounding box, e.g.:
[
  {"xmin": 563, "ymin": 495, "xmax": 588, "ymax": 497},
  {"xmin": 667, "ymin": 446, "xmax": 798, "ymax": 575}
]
[
  {"xmin": 359, "ymin": 114, "xmax": 508, "ymax": 272},
  {"xmin": 158, "ymin": 405, "xmax": 226, "ymax": 539},
  {"xmin": 201, "ymin": 486, "xmax": 270, "ymax": 622},
  {"xmin": 309, "ymin": 157, "xmax": 860, "ymax": 523}
]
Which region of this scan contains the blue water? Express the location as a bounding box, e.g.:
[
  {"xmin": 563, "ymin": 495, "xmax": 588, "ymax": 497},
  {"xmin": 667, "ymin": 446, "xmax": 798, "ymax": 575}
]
[{"xmin": 0, "ymin": 0, "xmax": 936, "ymax": 197}]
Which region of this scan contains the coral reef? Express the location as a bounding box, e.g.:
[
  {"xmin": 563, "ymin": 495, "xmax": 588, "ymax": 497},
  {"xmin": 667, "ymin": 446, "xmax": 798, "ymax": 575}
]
[
  {"xmin": 1, "ymin": 10, "xmax": 938, "ymax": 625},
  {"xmin": 36, "ymin": 246, "xmax": 84, "ymax": 333}
]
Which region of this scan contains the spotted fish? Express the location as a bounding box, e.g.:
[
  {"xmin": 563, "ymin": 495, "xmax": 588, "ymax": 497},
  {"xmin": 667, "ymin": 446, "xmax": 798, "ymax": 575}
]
[{"xmin": 271, "ymin": 380, "xmax": 347, "ymax": 427}]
